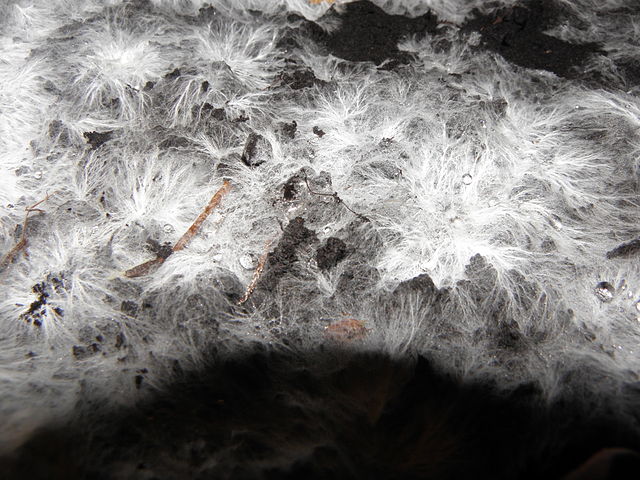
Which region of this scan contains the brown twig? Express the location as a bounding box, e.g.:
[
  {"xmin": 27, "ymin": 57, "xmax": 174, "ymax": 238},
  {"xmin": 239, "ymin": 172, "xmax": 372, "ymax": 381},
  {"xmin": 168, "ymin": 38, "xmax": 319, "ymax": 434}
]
[
  {"xmin": 302, "ymin": 171, "xmax": 369, "ymax": 222},
  {"xmin": 1, "ymin": 192, "xmax": 55, "ymax": 272},
  {"xmin": 124, "ymin": 180, "xmax": 232, "ymax": 278},
  {"xmin": 123, "ymin": 257, "xmax": 167, "ymax": 278},
  {"xmin": 237, "ymin": 239, "xmax": 273, "ymax": 305},
  {"xmin": 173, "ymin": 180, "xmax": 231, "ymax": 252}
]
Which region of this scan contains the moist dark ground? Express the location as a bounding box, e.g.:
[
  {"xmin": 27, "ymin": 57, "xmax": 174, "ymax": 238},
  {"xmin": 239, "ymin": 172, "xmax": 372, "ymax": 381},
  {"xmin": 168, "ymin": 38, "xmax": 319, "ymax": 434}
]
[{"xmin": 3, "ymin": 1, "xmax": 640, "ymax": 478}]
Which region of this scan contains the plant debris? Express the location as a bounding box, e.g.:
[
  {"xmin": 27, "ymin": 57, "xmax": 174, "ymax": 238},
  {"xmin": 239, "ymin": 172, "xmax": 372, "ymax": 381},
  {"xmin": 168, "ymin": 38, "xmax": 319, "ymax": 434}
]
[
  {"xmin": 302, "ymin": 170, "xmax": 369, "ymax": 222},
  {"xmin": 238, "ymin": 239, "xmax": 274, "ymax": 305},
  {"xmin": 1, "ymin": 192, "xmax": 55, "ymax": 273},
  {"xmin": 325, "ymin": 317, "xmax": 368, "ymax": 341},
  {"xmin": 125, "ymin": 180, "xmax": 231, "ymax": 278}
]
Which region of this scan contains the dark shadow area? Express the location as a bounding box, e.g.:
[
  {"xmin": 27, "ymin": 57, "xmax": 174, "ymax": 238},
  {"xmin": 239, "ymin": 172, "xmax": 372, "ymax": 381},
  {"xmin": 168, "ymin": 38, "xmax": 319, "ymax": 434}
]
[{"xmin": 2, "ymin": 345, "xmax": 639, "ymax": 480}]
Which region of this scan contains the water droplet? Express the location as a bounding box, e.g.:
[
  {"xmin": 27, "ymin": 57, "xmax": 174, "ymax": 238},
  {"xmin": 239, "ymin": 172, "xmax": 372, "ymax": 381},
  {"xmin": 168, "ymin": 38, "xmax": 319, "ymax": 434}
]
[
  {"xmin": 33, "ymin": 170, "xmax": 43, "ymax": 180},
  {"xmin": 239, "ymin": 254, "xmax": 255, "ymax": 270},
  {"xmin": 635, "ymin": 300, "xmax": 640, "ymax": 313},
  {"xmin": 594, "ymin": 281, "xmax": 615, "ymax": 303},
  {"xmin": 479, "ymin": 119, "xmax": 487, "ymax": 129},
  {"xmin": 462, "ymin": 173, "xmax": 473, "ymax": 185},
  {"xmin": 163, "ymin": 224, "xmax": 174, "ymax": 234}
]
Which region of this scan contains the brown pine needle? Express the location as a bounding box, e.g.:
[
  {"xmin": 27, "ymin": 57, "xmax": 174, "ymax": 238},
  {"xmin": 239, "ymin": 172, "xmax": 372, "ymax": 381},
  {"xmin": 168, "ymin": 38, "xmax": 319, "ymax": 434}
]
[
  {"xmin": 173, "ymin": 180, "xmax": 231, "ymax": 252},
  {"xmin": 238, "ymin": 239, "xmax": 273, "ymax": 305},
  {"xmin": 123, "ymin": 257, "xmax": 166, "ymax": 278},
  {"xmin": 124, "ymin": 180, "xmax": 231, "ymax": 278},
  {"xmin": 1, "ymin": 192, "xmax": 56, "ymax": 272}
]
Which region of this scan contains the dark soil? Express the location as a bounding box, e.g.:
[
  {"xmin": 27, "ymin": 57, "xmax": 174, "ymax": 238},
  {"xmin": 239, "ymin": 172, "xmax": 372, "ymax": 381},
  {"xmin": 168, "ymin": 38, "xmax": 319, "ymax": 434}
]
[
  {"xmin": 257, "ymin": 217, "xmax": 318, "ymax": 294},
  {"xmin": 83, "ymin": 130, "xmax": 113, "ymax": 149},
  {"xmin": 282, "ymin": 172, "xmax": 301, "ymax": 200},
  {"xmin": 277, "ymin": 67, "xmax": 325, "ymax": 90},
  {"xmin": 201, "ymin": 103, "xmax": 226, "ymax": 121},
  {"xmin": 280, "ymin": 120, "xmax": 297, "ymax": 140},
  {"xmin": 462, "ymin": 0, "xmax": 602, "ymax": 79},
  {"xmin": 316, "ymin": 237, "xmax": 347, "ymax": 271},
  {"xmin": 606, "ymin": 238, "xmax": 640, "ymax": 259},
  {"xmin": 318, "ymin": 0, "xmax": 437, "ymax": 66}
]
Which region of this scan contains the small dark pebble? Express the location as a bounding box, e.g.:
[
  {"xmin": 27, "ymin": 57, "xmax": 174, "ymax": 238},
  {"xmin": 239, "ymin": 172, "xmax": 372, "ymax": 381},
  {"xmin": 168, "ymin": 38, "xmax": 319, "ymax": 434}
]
[
  {"xmin": 312, "ymin": 126, "xmax": 325, "ymax": 137},
  {"xmin": 241, "ymin": 132, "xmax": 271, "ymax": 167},
  {"xmin": 83, "ymin": 131, "xmax": 113, "ymax": 150}
]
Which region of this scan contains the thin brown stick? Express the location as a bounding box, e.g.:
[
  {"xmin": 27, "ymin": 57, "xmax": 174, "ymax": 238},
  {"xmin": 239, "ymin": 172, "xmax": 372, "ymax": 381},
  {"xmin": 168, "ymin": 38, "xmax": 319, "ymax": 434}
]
[
  {"xmin": 124, "ymin": 257, "xmax": 166, "ymax": 278},
  {"xmin": 237, "ymin": 239, "xmax": 273, "ymax": 305},
  {"xmin": 173, "ymin": 180, "xmax": 231, "ymax": 252},
  {"xmin": 124, "ymin": 180, "xmax": 231, "ymax": 278},
  {"xmin": 1, "ymin": 192, "xmax": 55, "ymax": 271}
]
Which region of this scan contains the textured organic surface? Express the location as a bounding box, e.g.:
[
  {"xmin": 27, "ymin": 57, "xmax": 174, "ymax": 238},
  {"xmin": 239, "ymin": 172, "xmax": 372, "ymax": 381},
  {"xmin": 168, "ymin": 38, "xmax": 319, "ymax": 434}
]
[{"xmin": 1, "ymin": 0, "xmax": 640, "ymax": 478}]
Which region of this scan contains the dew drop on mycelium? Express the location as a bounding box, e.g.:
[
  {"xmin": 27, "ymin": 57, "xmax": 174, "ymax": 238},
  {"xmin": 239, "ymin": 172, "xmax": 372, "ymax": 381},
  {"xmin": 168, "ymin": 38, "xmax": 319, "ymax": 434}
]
[
  {"xmin": 635, "ymin": 300, "xmax": 640, "ymax": 313},
  {"xmin": 33, "ymin": 170, "xmax": 43, "ymax": 180},
  {"xmin": 239, "ymin": 254, "xmax": 255, "ymax": 270},
  {"xmin": 163, "ymin": 224, "xmax": 174, "ymax": 234},
  {"xmin": 594, "ymin": 281, "xmax": 615, "ymax": 303},
  {"xmin": 462, "ymin": 173, "xmax": 473, "ymax": 185}
]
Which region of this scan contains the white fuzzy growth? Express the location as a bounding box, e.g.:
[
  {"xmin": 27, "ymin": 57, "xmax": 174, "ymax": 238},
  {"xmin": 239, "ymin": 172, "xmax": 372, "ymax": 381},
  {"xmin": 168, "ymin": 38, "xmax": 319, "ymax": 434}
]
[{"xmin": 1, "ymin": 0, "xmax": 640, "ymax": 456}]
